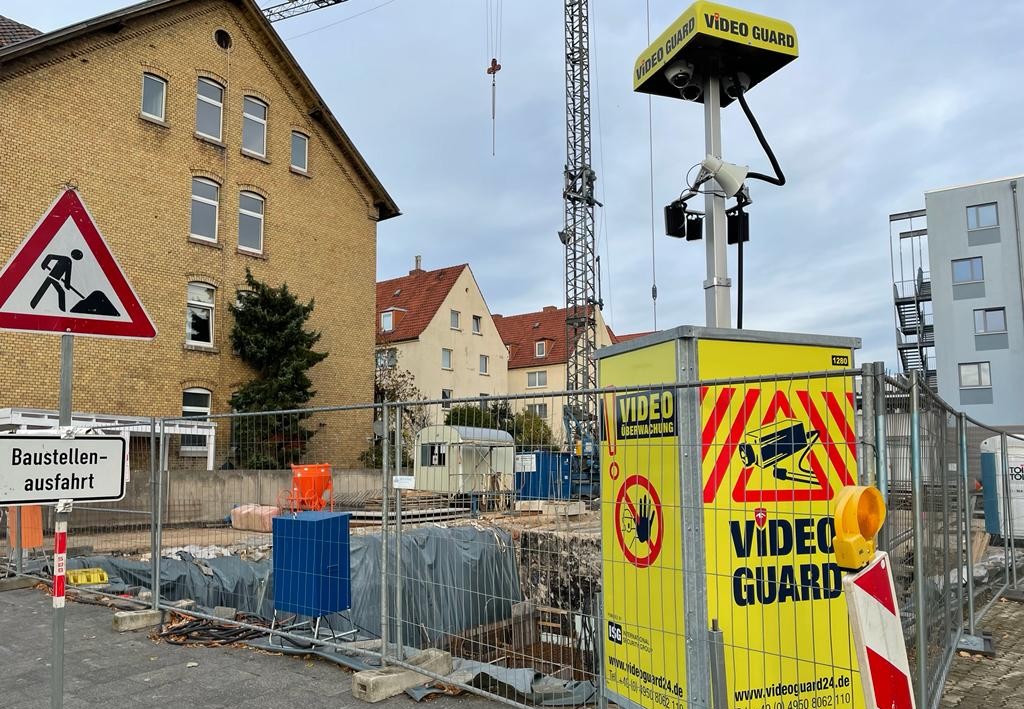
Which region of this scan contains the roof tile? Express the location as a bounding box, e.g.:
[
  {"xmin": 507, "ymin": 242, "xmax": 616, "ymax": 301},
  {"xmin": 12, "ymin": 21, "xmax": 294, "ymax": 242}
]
[
  {"xmin": 376, "ymin": 264, "xmax": 468, "ymax": 343},
  {"xmin": 494, "ymin": 305, "xmax": 573, "ymax": 369},
  {"xmin": 0, "ymin": 15, "xmax": 41, "ymax": 48}
]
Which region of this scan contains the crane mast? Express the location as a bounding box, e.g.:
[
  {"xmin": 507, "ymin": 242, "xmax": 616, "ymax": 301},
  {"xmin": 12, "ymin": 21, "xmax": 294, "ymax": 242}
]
[{"xmin": 561, "ymin": 0, "xmax": 599, "ymax": 464}]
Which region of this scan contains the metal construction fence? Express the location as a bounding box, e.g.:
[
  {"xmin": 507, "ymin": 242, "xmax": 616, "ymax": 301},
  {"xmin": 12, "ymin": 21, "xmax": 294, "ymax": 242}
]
[{"xmin": 2, "ymin": 363, "xmax": 1023, "ymax": 709}]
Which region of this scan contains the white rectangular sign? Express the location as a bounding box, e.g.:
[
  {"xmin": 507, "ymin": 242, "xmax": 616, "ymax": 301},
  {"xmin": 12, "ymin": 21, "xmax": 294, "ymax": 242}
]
[
  {"xmin": 392, "ymin": 475, "xmax": 415, "ymax": 490},
  {"xmin": 0, "ymin": 435, "xmax": 126, "ymax": 504},
  {"xmin": 514, "ymin": 453, "xmax": 536, "ymax": 473}
]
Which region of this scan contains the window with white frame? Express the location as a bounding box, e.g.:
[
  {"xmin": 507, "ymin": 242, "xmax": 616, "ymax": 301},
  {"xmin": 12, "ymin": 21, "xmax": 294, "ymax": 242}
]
[
  {"xmin": 376, "ymin": 348, "xmax": 397, "ymax": 369},
  {"xmin": 141, "ymin": 73, "xmax": 166, "ymax": 121},
  {"xmin": 527, "ymin": 403, "xmax": 548, "ymax": 420},
  {"xmin": 479, "ymin": 354, "xmax": 489, "ymax": 374},
  {"xmin": 181, "ymin": 388, "xmax": 212, "ymax": 452},
  {"xmin": 974, "ymin": 307, "xmax": 1007, "ymax": 334},
  {"xmin": 450, "ymin": 309, "xmax": 461, "ymax": 330},
  {"xmin": 952, "ymin": 257, "xmax": 984, "ymax": 284},
  {"xmin": 441, "ymin": 348, "xmax": 453, "ymax": 370},
  {"xmin": 535, "ymin": 341, "xmax": 546, "ymax": 357},
  {"xmin": 291, "ymin": 131, "xmax": 308, "ymax": 172},
  {"xmin": 441, "ymin": 389, "xmax": 453, "ymax": 409},
  {"xmin": 190, "ymin": 177, "xmax": 219, "ymax": 242},
  {"xmin": 238, "ymin": 191, "xmax": 264, "ymax": 253},
  {"xmin": 527, "ymin": 370, "xmax": 547, "ymax": 388},
  {"xmin": 195, "ymin": 77, "xmax": 224, "ymax": 141},
  {"xmin": 421, "ymin": 443, "xmax": 447, "ymax": 467},
  {"xmin": 958, "ymin": 361, "xmax": 992, "ymax": 388},
  {"xmin": 186, "ymin": 282, "xmax": 215, "ymax": 345},
  {"xmin": 472, "ymin": 315, "xmax": 482, "ymax": 334},
  {"xmin": 242, "ymin": 96, "xmax": 268, "ymax": 156},
  {"xmin": 380, "ymin": 311, "xmax": 394, "ymax": 332},
  {"xmin": 967, "ymin": 202, "xmax": 998, "ymax": 230}
]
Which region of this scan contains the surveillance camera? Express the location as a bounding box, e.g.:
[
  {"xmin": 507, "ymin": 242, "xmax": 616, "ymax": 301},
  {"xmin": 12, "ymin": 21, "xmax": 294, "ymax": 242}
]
[
  {"xmin": 680, "ymin": 82, "xmax": 703, "ymax": 102},
  {"xmin": 724, "ymin": 72, "xmax": 751, "ymax": 99},
  {"xmin": 662, "ymin": 60, "xmax": 695, "ymax": 89}
]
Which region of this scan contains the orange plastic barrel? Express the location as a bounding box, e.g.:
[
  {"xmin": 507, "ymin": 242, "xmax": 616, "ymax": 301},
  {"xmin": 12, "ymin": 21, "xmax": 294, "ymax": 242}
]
[
  {"xmin": 5, "ymin": 505, "xmax": 44, "ymax": 549},
  {"xmin": 290, "ymin": 464, "xmax": 333, "ymax": 511}
]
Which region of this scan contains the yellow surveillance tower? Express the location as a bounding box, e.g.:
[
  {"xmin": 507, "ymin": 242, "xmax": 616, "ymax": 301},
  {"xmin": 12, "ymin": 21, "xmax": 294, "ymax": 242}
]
[
  {"xmin": 634, "ymin": 1, "xmax": 798, "ymax": 105},
  {"xmin": 637, "ymin": 2, "xmax": 797, "ymax": 329}
]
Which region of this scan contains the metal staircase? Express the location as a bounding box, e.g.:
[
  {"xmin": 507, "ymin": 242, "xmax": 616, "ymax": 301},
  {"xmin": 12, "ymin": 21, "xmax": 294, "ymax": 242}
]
[{"xmin": 890, "ymin": 212, "xmax": 937, "ymax": 390}]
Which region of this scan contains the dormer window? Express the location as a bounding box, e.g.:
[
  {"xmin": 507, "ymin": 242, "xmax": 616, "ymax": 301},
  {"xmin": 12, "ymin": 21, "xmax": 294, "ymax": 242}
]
[
  {"xmin": 535, "ymin": 341, "xmax": 546, "ymax": 357},
  {"xmin": 381, "ymin": 311, "xmax": 394, "ymax": 332}
]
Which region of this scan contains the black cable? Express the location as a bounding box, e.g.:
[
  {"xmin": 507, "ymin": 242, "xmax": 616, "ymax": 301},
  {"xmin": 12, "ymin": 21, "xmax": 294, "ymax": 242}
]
[{"xmin": 735, "ymin": 88, "xmax": 785, "ymax": 187}]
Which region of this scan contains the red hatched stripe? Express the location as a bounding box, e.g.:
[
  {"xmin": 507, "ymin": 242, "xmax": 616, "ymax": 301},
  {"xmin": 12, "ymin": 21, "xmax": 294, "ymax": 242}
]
[
  {"xmin": 53, "ymin": 574, "xmax": 65, "ymax": 599},
  {"xmin": 866, "ymin": 647, "xmax": 914, "ymax": 709},
  {"xmin": 54, "ymin": 530, "xmax": 67, "ymax": 555},
  {"xmin": 852, "ymin": 555, "xmax": 897, "ymax": 616}
]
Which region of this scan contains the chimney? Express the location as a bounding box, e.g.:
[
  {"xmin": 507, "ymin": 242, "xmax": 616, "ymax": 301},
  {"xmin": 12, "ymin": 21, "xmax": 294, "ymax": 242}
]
[
  {"xmin": 413, "ymin": 255, "xmax": 422, "ymax": 272},
  {"xmin": 542, "ymin": 305, "xmax": 557, "ymax": 313}
]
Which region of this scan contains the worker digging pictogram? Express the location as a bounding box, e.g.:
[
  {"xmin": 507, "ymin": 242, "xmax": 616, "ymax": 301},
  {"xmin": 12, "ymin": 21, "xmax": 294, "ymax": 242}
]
[
  {"xmin": 701, "ymin": 386, "xmax": 857, "ymax": 503},
  {"xmin": 29, "ymin": 249, "xmax": 119, "ymax": 317},
  {"xmin": 614, "ymin": 474, "xmax": 663, "ymax": 568}
]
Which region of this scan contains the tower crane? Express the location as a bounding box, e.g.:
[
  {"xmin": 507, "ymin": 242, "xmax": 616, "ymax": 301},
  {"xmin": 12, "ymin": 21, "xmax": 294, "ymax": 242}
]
[{"xmin": 264, "ymin": 0, "xmax": 601, "ymax": 480}]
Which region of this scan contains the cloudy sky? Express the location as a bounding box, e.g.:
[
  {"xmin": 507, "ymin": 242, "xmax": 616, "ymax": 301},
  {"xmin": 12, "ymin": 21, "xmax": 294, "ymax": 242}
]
[{"xmin": 8, "ymin": 1, "xmax": 1024, "ymax": 365}]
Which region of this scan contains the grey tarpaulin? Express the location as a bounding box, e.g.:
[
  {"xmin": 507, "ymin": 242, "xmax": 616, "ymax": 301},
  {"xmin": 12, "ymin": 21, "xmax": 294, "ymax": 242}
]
[{"xmin": 68, "ymin": 525, "xmax": 522, "ymax": 645}]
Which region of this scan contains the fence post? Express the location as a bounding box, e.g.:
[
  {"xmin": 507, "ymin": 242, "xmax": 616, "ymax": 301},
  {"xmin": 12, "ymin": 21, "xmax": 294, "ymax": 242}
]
[
  {"xmin": 1001, "ymin": 433, "xmax": 1018, "ymax": 590},
  {"xmin": 859, "ymin": 362, "xmax": 876, "ymax": 486},
  {"xmin": 872, "ymin": 363, "xmax": 890, "ymax": 551},
  {"xmin": 960, "ymin": 413, "xmax": 976, "ymax": 636},
  {"xmin": 13, "ymin": 506, "xmax": 22, "ymax": 575},
  {"xmin": 394, "ymin": 403, "xmax": 404, "ymax": 662},
  {"xmin": 909, "ymin": 371, "xmax": 928, "ymax": 706},
  {"xmin": 149, "ymin": 417, "xmax": 162, "ymax": 611},
  {"xmin": 379, "ymin": 403, "xmax": 390, "ymax": 665}
]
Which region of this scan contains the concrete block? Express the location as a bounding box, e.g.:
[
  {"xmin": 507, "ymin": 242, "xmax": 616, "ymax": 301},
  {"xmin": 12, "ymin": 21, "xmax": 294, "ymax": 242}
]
[
  {"xmin": 0, "ymin": 576, "xmax": 37, "ymax": 592},
  {"xmin": 212, "ymin": 605, "xmax": 236, "ymax": 620},
  {"xmin": 113, "ymin": 609, "xmax": 164, "ymax": 632},
  {"xmin": 515, "ymin": 500, "xmax": 586, "ymax": 517},
  {"xmin": 351, "ymin": 649, "xmax": 453, "ymax": 703}
]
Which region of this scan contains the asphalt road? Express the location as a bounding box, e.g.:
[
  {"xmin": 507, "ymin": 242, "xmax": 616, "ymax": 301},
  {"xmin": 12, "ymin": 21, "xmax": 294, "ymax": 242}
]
[{"xmin": 0, "ymin": 587, "xmax": 498, "ymax": 709}]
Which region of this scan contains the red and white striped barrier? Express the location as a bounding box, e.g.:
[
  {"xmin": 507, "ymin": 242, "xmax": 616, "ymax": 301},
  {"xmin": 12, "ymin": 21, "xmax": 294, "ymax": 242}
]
[
  {"xmin": 843, "ymin": 551, "xmax": 915, "ymax": 709},
  {"xmin": 52, "ymin": 520, "xmax": 67, "ymax": 609}
]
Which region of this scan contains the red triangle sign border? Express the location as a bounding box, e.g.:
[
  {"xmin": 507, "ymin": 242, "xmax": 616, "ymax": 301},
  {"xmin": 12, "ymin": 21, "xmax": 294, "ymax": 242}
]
[{"xmin": 0, "ymin": 189, "xmax": 157, "ymax": 340}]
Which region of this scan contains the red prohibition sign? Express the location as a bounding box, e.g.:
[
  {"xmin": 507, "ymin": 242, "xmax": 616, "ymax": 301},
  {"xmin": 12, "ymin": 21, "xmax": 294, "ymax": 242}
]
[{"xmin": 614, "ymin": 474, "xmax": 663, "ymax": 568}]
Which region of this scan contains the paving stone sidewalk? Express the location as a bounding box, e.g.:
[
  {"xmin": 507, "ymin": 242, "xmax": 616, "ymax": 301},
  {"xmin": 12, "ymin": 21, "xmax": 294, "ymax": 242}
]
[
  {"xmin": 0, "ymin": 586, "xmax": 497, "ymax": 709},
  {"xmin": 941, "ymin": 597, "xmax": 1024, "ymax": 708}
]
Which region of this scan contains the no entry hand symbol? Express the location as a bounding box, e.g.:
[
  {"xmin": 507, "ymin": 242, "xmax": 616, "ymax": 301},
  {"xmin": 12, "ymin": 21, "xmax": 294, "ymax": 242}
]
[{"xmin": 614, "ymin": 474, "xmax": 663, "ymax": 568}]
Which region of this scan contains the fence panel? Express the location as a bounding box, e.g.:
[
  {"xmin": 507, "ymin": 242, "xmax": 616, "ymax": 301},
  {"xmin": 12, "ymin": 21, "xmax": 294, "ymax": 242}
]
[{"xmin": 1, "ymin": 420, "xmax": 157, "ymax": 608}]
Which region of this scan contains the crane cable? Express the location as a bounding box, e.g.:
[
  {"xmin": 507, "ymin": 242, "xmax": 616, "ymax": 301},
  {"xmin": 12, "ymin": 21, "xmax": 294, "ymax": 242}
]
[
  {"xmin": 485, "ymin": 0, "xmax": 503, "ymax": 156},
  {"xmin": 646, "ymin": 0, "xmax": 658, "ymax": 330}
]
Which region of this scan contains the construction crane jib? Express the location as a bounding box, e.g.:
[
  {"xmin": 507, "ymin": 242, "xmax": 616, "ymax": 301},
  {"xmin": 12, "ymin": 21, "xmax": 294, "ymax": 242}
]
[{"xmin": 262, "ymin": 0, "xmax": 350, "ymax": 23}]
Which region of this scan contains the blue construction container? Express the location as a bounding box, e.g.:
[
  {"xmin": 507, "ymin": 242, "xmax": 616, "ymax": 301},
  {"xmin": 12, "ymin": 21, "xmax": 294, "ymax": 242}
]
[
  {"xmin": 515, "ymin": 451, "xmax": 573, "ymax": 500},
  {"xmin": 272, "ymin": 511, "xmax": 351, "ymax": 617}
]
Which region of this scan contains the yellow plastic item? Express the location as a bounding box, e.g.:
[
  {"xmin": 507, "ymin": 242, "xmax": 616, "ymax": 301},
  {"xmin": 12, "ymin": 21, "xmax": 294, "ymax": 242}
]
[
  {"xmin": 66, "ymin": 568, "xmax": 109, "ymax": 586},
  {"xmin": 833, "ymin": 485, "xmax": 887, "ymax": 570}
]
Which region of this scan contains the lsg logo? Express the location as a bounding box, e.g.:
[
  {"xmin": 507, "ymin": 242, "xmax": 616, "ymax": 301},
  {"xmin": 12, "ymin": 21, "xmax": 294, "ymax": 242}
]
[{"xmin": 608, "ymin": 621, "xmax": 624, "ymax": 644}]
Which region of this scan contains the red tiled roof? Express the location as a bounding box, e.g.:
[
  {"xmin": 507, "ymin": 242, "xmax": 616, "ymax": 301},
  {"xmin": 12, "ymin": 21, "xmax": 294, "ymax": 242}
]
[
  {"xmin": 494, "ymin": 306, "xmax": 572, "ymax": 370},
  {"xmin": 611, "ymin": 330, "xmax": 654, "ymax": 344},
  {"xmin": 0, "ymin": 15, "xmax": 41, "ymax": 48},
  {"xmin": 376, "ymin": 264, "xmax": 468, "ymax": 343}
]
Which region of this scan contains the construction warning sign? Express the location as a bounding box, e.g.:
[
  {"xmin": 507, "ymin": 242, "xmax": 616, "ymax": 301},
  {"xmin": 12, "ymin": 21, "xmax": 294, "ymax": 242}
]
[
  {"xmin": 600, "ymin": 340, "xmax": 686, "ymax": 709},
  {"xmin": 0, "ymin": 189, "xmax": 156, "ymax": 339},
  {"xmin": 698, "ymin": 337, "xmax": 863, "ymax": 709}
]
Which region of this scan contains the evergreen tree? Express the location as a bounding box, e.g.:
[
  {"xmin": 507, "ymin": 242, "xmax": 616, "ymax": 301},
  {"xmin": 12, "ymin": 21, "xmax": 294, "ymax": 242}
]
[{"xmin": 229, "ymin": 269, "xmax": 328, "ymax": 468}]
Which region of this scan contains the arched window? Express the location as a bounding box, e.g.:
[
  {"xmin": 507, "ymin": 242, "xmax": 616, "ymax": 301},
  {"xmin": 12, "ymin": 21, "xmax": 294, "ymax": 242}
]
[
  {"xmin": 181, "ymin": 388, "xmax": 212, "ymax": 453},
  {"xmin": 238, "ymin": 191, "xmax": 264, "ymax": 254},
  {"xmin": 190, "ymin": 177, "xmax": 219, "ymax": 242},
  {"xmin": 186, "ymin": 282, "xmax": 215, "ymax": 346},
  {"xmin": 242, "ymin": 96, "xmax": 268, "ymax": 156},
  {"xmin": 195, "ymin": 77, "xmax": 224, "ymax": 141}
]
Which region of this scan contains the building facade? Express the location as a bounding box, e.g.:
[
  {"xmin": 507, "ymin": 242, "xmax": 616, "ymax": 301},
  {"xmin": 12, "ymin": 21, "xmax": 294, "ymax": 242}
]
[
  {"xmin": 376, "ymin": 260, "xmax": 508, "ymax": 410},
  {"xmin": 494, "ymin": 305, "xmax": 614, "ymax": 438},
  {"xmin": 891, "ymin": 176, "xmax": 1024, "ymax": 427},
  {"xmin": 0, "ymin": 1, "xmax": 397, "ymax": 467}
]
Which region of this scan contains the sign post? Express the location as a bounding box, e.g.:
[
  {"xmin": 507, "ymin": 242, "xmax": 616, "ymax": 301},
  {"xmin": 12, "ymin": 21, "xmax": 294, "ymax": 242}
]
[{"xmin": 0, "ymin": 188, "xmax": 155, "ymax": 709}]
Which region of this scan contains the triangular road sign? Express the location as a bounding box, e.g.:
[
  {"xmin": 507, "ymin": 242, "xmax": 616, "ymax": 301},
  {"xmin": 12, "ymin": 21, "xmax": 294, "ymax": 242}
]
[{"xmin": 0, "ymin": 189, "xmax": 156, "ymax": 339}]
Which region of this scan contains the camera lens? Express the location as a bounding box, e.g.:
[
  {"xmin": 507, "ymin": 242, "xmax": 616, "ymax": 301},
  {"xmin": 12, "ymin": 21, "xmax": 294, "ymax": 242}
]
[{"xmin": 738, "ymin": 443, "xmax": 756, "ymax": 467}]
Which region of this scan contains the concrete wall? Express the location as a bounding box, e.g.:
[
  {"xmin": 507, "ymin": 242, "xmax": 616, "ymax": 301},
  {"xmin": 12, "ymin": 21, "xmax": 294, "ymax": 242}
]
[
  {"xmin": 925, "ymin": 178, "xmax": 1024, "ymax": 427},
  {"xmin": 0, "ymin": 0, "xmax": 383, "ymax": 466}
]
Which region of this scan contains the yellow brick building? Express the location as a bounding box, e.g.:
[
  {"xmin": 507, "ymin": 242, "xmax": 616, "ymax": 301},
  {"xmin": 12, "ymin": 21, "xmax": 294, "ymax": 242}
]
[{"xmin": 0, "ymin": 1, "xmax": 398, "ymax": 465}]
